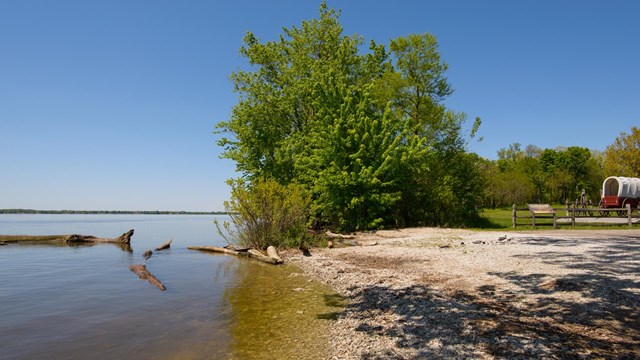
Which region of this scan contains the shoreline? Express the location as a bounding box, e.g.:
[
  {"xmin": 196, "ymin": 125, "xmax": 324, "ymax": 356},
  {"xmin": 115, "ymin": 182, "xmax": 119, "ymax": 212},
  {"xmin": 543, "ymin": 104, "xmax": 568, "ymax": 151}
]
[{"xmin": 285, "ymin": 228, "xmax": 640, "ymax": 359}]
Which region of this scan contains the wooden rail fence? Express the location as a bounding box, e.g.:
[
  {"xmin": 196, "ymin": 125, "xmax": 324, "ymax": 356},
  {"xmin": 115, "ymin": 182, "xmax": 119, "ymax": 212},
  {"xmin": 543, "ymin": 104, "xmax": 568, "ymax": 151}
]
[{"xmin": 512, "ymin": 203, "xmax": 639, "ymax": 229}]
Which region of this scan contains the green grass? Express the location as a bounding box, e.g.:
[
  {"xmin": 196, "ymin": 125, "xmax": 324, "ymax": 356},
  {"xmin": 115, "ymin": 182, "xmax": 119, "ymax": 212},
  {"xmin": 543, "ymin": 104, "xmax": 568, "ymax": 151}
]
[
  {"xmin": 474, "ymin": 206, "xmax": 638, "ymax": 231},
  {"xmin": 476, "ymin": 208, "xmax": 513, "ymax": 229}
]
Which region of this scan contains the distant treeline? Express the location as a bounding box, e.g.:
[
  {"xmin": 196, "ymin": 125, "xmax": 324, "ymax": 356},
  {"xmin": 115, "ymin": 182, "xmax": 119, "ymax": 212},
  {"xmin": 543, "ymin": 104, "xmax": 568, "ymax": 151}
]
[{"xmin": 0, "ymin": 209, "xmax": 227, "ymax": 215}]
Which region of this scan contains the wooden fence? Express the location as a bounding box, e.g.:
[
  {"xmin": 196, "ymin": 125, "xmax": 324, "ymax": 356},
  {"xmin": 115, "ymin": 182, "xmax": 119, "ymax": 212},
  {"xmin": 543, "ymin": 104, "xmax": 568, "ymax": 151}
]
[{"xmin": 512, "ymin": 203, "xmax": 640, "ymax": 229}]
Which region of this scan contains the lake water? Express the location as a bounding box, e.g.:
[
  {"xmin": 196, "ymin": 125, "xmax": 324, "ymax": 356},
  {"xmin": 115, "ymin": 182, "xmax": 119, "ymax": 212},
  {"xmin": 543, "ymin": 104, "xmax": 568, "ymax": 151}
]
[{"xmin": 0, "ymin": 215, "xmax": 338, "ymax": 360}]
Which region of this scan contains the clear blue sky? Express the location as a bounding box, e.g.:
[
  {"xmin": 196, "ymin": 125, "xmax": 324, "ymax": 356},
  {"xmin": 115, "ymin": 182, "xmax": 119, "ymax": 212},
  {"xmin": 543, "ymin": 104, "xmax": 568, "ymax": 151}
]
[{"xmin": 1, "ymin": 1, "xmax": 638, "ymax": 211}]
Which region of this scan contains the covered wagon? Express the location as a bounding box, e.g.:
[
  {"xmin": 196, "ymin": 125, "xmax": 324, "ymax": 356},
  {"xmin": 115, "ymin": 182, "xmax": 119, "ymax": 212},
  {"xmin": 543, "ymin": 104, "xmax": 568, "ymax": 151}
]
[{"xmin": 600, "ymin": 176, "xmax": 640, "ymax": 211}]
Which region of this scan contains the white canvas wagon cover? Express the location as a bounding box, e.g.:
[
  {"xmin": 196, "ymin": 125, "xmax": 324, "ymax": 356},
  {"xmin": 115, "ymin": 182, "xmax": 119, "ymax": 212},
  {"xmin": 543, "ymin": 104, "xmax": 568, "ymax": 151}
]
[{"xmin": 602, "ymin": 176, "xmax": 640, "ymax": 198}]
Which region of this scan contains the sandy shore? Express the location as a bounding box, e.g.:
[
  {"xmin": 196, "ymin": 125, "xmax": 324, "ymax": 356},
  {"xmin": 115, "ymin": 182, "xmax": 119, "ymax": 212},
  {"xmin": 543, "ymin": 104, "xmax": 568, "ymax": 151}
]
[{"xmin": 285, "ymin": 228, "xmax": 640, "ymax": 359}]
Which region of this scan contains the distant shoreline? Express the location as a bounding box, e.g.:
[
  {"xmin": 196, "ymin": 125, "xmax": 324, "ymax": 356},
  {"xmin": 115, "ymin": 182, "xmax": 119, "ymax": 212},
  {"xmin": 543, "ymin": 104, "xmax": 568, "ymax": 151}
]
[{"xmin": 0, "ymin": 209, "xmax": 227, "ymax": 215}]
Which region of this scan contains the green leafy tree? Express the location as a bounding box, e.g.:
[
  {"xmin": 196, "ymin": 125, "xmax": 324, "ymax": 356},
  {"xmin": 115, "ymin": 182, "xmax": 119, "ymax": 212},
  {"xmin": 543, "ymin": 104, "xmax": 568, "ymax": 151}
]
[
  {"xmin": 604, "ymin": 126, "xmax": 640, "ymax": 177},
  {"xmin": 217, "ymin": 3, "xmax": 369, "ymax": 183},
  {"xmin": 216, "ymin": 3, "xmax": 482, "ymax": 231},
  {"xmin": 497, "ymin": 143, "xmax": 524, "ymax": 172},
  {"xmin": 381, "ymin": 33, "xmax": 483, "ymax": 226},
  {"xmin": 485, "ymin": 143, "xmax": 604, "ymax": 206},
  {"xmin": 296, "ymin": 84, "xmax": 421, "ymax": 230},
  {"xmin": 539, "ymin": 147, "xmax": 596, "ymax": 203}
]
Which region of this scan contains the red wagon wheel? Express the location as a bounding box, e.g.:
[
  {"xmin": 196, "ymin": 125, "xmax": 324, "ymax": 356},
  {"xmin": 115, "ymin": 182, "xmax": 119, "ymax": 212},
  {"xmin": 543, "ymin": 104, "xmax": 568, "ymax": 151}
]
[{"xmin": 616, "ymin": 199, "xmax": 628, "ymax": 217}]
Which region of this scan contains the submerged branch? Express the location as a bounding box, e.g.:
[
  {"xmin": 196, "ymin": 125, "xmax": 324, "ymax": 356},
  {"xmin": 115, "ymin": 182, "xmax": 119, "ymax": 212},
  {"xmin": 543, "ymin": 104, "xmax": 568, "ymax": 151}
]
[{"xmin": 129, "ymin": 264, "xmax": 166, "ymax": 291}]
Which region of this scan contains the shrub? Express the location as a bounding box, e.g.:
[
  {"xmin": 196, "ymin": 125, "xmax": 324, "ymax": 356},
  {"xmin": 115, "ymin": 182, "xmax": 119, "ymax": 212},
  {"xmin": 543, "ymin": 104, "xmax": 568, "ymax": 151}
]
[{"xmin": 216, "ymin": 178, "xmax": 311, "ymax": 249}]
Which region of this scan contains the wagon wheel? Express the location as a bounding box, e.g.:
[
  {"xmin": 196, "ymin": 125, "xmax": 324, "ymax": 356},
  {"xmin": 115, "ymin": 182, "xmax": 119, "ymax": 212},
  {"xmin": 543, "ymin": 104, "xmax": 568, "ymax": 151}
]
[
  {"xmin": 577, "ymin": 204, "xmax": 586, "ymax": 216},
  {"xmin": 585, "ymin": 204, "xmax": 594, "ymax": 217},
  {"xmin": 616, "ymin": 199, "xmax": 628, "ymax": 217},
  {"xmin": 598, "ymin": 200, "xmax": 609, "ymax": 217}
]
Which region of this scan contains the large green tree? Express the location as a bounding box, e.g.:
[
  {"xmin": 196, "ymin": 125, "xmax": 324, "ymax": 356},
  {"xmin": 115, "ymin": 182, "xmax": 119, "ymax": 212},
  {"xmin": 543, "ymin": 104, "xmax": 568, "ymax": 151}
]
[
  {"xmin": 217, "ymin": 3, "xmax": 369, "ymax": 183},
  {"xmin": 217, "ymin": 3, "xmax": 482, "ymax": 231}
]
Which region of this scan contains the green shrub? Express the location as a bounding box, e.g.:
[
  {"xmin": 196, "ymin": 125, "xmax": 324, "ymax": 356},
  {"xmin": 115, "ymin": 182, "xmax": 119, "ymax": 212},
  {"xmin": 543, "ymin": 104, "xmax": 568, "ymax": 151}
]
[{"xmin": 216, "ymin": 178, "xmax": 311, "ymax": 249}]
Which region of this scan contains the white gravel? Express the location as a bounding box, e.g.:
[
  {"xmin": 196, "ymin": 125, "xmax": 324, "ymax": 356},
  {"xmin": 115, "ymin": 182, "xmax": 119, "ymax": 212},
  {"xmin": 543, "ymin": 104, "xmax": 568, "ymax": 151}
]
[{"xmin": 286, "ymin": 228, "xmax": 640, "ymax": 359}]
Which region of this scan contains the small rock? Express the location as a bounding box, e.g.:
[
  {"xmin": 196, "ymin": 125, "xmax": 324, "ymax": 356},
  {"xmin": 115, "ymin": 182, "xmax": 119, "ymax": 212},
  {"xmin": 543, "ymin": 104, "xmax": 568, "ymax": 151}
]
[
  {"xmin": 292, "ymin": 287, "xmax": 305, "ymax": 292},
  {"xmin": 142, "ymin": 249, "xmax": 153, "ymax": 260},
  {"xmin": 296, "ymin": 310, "xmax": 304, "ymax": 315}
]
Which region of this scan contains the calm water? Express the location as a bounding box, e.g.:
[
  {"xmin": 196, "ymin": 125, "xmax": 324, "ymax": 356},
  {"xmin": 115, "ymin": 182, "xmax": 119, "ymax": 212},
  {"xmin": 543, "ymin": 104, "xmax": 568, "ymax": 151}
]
[{"xmin": 0, "ymin": 215, "xmax": 337, "ymax": 360}]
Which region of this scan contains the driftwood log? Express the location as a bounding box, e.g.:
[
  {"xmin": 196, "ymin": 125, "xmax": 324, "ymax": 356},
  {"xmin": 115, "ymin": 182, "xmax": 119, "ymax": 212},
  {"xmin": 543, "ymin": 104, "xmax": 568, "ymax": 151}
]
[
  {"xmin": 325, "ymin": 230, "xmax": 355, "ymax": 240},
  {"xmin": 188, "ymin": 245, "xmax": 283, "ymax": 265},
  {"xmin": 142, "ymin": 249, "xmax": 153, "ymax": 260},
  {"xmin": 155, "ymin": 239, "xmax": 172, "ymax": 251},
  {"xmin": 129, "ymin": 264, "xmax": 166, "ymax": 291},
  {"xmin": 356, "ymin": 240, "xmax": 378, "ymax": 246},
  {"xmin": 248, "ymin": 249, "xmax": 282, "ymax": 264},
  {"xmin": 0, "ymin": 229, "xmax": 135, "ymax": 244},
  {"xmin": 188, "ymin": 245, "xmax": 248, "ymax": 257},
  {"xmin": 266, "ymin": 246, "xmax": 283, "ymax": 263},
  {"xmin": 326, "ymin": 238, "xmax": 378, "ymax": 248}
]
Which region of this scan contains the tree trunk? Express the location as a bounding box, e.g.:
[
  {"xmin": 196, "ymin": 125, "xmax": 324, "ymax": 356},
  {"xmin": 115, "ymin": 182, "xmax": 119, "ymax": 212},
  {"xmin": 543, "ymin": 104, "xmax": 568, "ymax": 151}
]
[
  {"xmin": 66, "ymin": 229, "xmax": 134, "ymax": 244},
  {"xmin": 188, "ymin": 245, "xmax": 248, "ymax": 257},
  {"xmin": 248, "ymin": 249, "xmax": 281, "ymax": 264},
  {"xmin": 0, "ymin": 230, "xmax": 135, "ymax": 244},
  {"xmin": 188, "ymin": 245, "xmax": 282, "ymax": 265},
  {"xmin": 129, "ymin": 264, "xmax": 166, "ymax": 291}
]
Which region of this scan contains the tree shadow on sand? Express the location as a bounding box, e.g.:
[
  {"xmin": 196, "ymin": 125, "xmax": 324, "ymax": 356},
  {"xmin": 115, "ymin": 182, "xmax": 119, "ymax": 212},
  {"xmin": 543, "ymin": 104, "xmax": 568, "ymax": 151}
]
[{"xmin": 339, "ymin": 236, "xmax": 640, "ymax": 359}]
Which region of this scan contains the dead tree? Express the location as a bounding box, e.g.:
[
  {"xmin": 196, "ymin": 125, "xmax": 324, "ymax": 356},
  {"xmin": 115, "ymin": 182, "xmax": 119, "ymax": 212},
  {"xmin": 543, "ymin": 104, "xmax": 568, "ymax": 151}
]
[{"xmin": 0, "ymin": 230, "xmax": 135, "ymax": 244}]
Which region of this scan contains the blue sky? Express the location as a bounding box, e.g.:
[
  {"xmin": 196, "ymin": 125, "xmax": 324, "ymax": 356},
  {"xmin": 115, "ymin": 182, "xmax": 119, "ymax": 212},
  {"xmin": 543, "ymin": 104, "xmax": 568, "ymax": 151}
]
[{"xmin": 1, "ymin": 1, "xmax": 638, "ymax": 211}]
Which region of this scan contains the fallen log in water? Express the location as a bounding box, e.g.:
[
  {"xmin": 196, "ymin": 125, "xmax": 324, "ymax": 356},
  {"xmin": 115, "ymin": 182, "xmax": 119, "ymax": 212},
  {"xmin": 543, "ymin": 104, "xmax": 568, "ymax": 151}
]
[
  {"xmin": 67, "ymin": 229, "xmax": 135, "ymax": 244},
  {"xmin": 0, "ymin": 230, "xmax": 135, "ymax": 244},
  {"xmin": 129, "ymin": 264, "xmax": 166, "ymax": 291},
  {"xmin": 248, "ymin": 249, "xmax": 281, "ymax": 264},
  {"xmin": 188, "ymin": 245, "xmax": 282, "ymax": 265},
  {"xmin": 188, "ymin": 245, "xmax": 247, "ymax": 257},
  {"xmin": 142, "ymin": 249, "xmax": 153, "ymax": 260},
  {"xmin": 155, "ymin": 239, "xmax": 172, "ymax": 251}
]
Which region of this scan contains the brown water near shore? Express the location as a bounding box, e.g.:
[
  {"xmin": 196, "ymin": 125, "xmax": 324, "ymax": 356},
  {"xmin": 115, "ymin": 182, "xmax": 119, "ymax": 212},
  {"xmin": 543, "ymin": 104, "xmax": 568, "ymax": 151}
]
[{"xmin": 223, "ymin": 261, "xmax": 341, "ymax": 359}]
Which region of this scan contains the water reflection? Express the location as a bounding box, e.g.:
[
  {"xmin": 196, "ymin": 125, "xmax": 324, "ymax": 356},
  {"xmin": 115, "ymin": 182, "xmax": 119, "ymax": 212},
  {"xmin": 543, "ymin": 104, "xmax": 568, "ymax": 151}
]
[{"xmin": 2, "ymin": 240, "xmax": 133, "ymax": 252}]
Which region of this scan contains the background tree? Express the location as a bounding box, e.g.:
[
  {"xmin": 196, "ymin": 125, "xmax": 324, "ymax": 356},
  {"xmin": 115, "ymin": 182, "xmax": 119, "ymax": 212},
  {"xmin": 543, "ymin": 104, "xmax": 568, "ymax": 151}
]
[
  {"xmin": 482, "ymin": 143, "xmax": 604, "ymax": 207},
  {"xmin": 603, "ymin": 126, "xmax": 640, "ymax": 177}
]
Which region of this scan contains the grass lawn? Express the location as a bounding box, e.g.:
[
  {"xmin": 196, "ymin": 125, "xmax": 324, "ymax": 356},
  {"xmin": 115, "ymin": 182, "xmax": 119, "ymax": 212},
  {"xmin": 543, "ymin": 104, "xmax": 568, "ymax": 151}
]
[{"xmin": 475, "ymin": 206, "xmax": 637, "ymax": 231}]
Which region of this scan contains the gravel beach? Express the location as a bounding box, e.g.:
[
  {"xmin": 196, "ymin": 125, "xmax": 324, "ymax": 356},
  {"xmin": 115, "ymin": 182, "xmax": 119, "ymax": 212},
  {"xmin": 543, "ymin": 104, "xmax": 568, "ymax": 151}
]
[{"xmin": 285, "ymin": 228, "xmax": 640, "ymax": 359}]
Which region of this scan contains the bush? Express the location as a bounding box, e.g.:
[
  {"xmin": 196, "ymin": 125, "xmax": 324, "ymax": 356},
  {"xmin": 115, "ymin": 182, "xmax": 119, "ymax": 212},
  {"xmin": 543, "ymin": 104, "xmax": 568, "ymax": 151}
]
[{"xmin": 216, "ymin": 178, "xmax": 311, "ymax": 249}]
